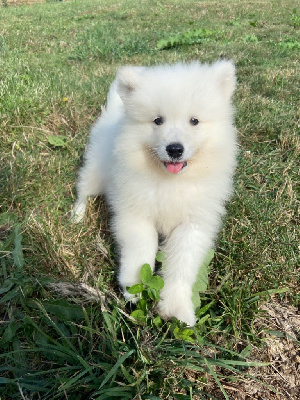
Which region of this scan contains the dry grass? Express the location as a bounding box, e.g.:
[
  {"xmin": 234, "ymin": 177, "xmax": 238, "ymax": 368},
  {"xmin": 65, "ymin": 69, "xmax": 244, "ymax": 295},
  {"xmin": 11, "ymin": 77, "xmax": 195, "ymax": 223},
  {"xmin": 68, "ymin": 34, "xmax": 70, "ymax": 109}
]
[
  {"xmin": 3, "ymin": 0, "xmax": 63, "ymax": 6},
  {"xmin": 204, "ymin": 301, "xmax": 300, "ymax": 399},
  {"xmin": 0, "ymin": 0, "xmax": 299, "ymax": 398}
]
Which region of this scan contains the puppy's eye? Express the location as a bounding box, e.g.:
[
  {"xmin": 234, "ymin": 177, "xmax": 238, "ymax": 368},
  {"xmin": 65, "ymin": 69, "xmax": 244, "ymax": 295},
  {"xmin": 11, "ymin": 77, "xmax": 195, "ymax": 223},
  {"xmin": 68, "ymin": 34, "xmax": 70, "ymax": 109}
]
[
  {"xmin": 153, "ymin": 116, "xmax": 164, "ymax": 125},
  {"xmin": 190, "ymin": 117, "xmax": 199, "ymax": 126}
]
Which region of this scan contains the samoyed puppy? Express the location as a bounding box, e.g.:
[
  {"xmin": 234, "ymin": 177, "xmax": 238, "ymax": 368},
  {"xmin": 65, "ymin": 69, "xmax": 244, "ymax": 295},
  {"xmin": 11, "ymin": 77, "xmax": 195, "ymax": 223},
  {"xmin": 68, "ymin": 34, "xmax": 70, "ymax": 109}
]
[{"xmin": 73, "ymin": 61, "xmax": 237, "ymax": 326}]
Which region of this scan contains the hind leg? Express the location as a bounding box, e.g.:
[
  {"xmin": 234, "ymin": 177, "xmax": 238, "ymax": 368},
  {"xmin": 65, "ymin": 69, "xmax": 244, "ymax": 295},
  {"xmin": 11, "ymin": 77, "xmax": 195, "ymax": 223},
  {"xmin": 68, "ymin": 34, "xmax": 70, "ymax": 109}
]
[{"xmin": 72, "ymin": 162, "xmax": 104, "ymax": 222}]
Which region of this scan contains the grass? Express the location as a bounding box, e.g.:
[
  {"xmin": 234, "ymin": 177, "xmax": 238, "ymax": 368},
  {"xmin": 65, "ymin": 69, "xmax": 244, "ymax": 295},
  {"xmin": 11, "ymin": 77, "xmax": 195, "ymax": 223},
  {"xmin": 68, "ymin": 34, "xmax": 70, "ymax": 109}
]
[{"xmin": 0, "ymin": 0, "xmax": 299, "ymax": 398}]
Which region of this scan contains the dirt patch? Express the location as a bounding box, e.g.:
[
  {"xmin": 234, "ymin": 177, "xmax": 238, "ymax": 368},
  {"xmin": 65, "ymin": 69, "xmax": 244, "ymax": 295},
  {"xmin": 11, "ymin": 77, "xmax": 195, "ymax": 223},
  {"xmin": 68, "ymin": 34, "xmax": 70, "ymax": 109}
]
[
  {"xmin": 209, "ymin": 301, "xmax": 300, "ymax": 399},
  {"xmin": 247, "ymin": 302, "xmax": 300, "ymax": 399}
]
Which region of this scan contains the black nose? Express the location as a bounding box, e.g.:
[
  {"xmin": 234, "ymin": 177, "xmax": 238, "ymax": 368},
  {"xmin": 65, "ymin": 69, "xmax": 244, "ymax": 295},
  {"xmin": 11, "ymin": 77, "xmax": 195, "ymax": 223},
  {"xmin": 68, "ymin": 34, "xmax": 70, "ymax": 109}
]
[{"xmin": 166, "ymin": 142, "xmax": 184, "ymax": 159}]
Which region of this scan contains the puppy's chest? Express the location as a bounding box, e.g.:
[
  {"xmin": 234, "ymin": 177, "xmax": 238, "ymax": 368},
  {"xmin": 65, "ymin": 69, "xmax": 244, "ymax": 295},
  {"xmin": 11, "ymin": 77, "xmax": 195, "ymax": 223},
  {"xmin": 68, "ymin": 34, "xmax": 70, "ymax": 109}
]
[
  {"xmin": 117, "ymin": 176, "xmax": 202, "ymax": 235},
  {"xmin": 151, "ymin": 185, "xmax": 199, "ymax": 235}
]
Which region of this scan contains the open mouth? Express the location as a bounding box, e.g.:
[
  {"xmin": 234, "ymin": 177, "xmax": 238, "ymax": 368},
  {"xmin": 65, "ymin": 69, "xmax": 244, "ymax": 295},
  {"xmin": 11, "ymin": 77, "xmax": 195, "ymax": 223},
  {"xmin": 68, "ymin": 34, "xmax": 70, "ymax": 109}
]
[{"xmin": 163, "ymin": 161, "xmax": 187, "ymax": 174}]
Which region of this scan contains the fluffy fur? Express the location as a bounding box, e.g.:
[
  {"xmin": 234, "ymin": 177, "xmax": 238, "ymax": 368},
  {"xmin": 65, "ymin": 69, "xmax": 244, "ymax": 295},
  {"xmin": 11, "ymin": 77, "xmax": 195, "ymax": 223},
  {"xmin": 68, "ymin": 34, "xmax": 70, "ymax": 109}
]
[{"xmin": 73, "ymin": 61, "xmax": 237, "ymax": 326}]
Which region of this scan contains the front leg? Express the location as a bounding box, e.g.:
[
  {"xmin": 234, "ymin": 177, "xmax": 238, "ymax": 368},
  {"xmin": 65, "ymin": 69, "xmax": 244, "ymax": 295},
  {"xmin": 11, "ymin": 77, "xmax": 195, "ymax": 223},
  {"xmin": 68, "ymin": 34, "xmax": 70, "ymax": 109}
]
[
  {"xmin": 113, "ymin": 213, "xmax": 158, "ymax": 300},
  {"xmin": 159, "ymin": 222, "xmax": 215, "ymax": 326}
]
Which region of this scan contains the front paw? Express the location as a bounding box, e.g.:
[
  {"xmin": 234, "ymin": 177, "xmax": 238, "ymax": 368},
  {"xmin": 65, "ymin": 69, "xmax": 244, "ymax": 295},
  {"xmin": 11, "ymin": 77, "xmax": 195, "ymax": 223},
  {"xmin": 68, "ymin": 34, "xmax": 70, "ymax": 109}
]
[
  {"xmin": 122, "ymin": 287, "xmax": 140, "ymax": 304},
  {"xmin": 158, "ymin": 289, "xmax": 196, "ymax": 326},
  {"xmin": 71, "ymin": 201, "xmax": 86, "ymax": 223}
]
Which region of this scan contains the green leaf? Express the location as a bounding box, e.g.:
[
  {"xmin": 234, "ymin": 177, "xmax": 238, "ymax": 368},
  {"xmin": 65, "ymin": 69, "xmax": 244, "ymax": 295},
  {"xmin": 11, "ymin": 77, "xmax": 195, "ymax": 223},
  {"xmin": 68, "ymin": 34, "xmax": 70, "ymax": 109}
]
[
  {"xmin": 191, "ymin": 249, "xmax": 214, "ymax": 310},
  {"xmin": 147, "ymin": 287, "xmax": 160, "ymax": 301},
  {"xmin": 48, "ymin": 135, "xmax": 69, "ymax": 148},
  {"xmin": 179, "ymin": 335, "xmax": 195, "ymax": 343},
  {"xmin": 172, "ymin": 326, "xmax": 195, "ymax": 342},
  {"xmin": 147, "ymin": 275, "xmax": 164, "ymax": 291},
  {"xmin": 127, "ymin": 283, "xmax": 143, "ymax": 294},
  {"xmin": 178, "ymin": 328, "xmax": 195, "ymax": 342},
  {"xmin": 155, "ymin": 251, "xmax": 164, "ymax": 263},
  {"xmin": 136, "ymin": 298, "xmax": 147, "ymax": 312},
  {"xmin": 153, "ymin": 315, "xmax": 163, "ymax": 329},
  {"xmin": 130, "ymin": 309, "xmax": 146, "ymax": 323},
  {"xmin": 140, "ymin": 263, "xmax": 153, "ymax": 284},
  {"xmin": 180, "ymin": 328, "xmax": 194, "ymax": 337},
  {"xmin": 173, "ymin": 326, "xmax": 180, "ymax": 339}
]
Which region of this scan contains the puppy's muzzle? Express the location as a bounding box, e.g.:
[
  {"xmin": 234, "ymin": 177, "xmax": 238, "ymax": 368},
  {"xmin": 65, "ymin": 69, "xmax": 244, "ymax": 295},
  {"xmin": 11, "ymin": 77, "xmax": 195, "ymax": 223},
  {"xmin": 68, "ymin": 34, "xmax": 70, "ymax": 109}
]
[{"xmin": 164, "ymin": 142, "xmax": 187, "ymax": 174}]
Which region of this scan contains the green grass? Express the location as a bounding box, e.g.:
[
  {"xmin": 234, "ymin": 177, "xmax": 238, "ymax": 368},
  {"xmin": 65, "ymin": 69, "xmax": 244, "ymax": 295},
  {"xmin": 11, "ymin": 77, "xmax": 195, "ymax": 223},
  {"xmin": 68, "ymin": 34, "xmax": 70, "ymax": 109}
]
[{"xmin": 0, "ymin": 0, "xmax": 299, "ymax": 398}]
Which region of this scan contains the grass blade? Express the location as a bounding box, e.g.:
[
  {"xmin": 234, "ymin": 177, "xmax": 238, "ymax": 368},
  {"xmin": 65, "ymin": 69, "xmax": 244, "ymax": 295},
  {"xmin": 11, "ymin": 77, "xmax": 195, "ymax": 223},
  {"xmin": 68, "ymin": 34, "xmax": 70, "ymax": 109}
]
[
  {"xmin": 204, "ymin": 358, "xmax": 229, "ymax": 400},
  {"xmin": 98, "ymin": 349, "xmax": 135, "ymax": 390}
]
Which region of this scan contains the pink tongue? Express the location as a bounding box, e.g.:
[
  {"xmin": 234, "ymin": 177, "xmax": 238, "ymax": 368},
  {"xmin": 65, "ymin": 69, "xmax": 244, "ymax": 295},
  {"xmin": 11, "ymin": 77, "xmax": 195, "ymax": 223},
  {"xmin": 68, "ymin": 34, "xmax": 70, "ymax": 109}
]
[{"xmin": 166, "ymin": 162, "xmax": 184, "ymax": 174}]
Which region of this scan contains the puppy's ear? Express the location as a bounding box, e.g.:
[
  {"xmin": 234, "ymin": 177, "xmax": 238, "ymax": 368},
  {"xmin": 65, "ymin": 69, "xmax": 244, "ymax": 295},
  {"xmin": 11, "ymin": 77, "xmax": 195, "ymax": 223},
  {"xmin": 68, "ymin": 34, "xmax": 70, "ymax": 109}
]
[
  {"xmin": 213, "ymin": 60, "xmax": 236, "ymax": 99},
  {"xmin": 117, "ymin": 66, "xmax": 143, "ymax": 101}
]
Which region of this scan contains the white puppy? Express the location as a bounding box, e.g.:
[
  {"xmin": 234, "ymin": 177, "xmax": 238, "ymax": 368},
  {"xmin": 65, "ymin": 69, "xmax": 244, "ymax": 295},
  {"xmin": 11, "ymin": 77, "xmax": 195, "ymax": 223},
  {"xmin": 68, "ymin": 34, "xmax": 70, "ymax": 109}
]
[{"xmin": 73, "ymin": 61, "xmax": 237, "ymax": 326}]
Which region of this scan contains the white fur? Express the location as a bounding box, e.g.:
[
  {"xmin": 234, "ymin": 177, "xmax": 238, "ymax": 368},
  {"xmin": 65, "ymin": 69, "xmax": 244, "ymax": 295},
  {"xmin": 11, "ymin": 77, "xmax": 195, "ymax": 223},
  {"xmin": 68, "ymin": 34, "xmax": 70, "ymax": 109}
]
[{"xmin": 73, "ymin": 61, "xmax": 237, "ymax": 326}]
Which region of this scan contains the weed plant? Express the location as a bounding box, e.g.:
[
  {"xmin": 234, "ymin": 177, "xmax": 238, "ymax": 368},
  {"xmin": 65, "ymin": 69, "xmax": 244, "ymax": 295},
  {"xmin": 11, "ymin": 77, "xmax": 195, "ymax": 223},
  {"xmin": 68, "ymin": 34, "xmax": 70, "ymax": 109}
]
[{"xmin": 0, "ymin": 0, "xmax": 299, "ymax": 398}]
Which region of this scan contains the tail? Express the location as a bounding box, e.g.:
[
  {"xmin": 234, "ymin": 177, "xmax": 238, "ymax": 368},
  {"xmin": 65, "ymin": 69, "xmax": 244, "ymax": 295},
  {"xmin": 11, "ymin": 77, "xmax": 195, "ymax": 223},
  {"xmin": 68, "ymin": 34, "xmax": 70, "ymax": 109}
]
[{"xmin": 102, "ymin": 79, "xmax": 124, "ymax": 119}]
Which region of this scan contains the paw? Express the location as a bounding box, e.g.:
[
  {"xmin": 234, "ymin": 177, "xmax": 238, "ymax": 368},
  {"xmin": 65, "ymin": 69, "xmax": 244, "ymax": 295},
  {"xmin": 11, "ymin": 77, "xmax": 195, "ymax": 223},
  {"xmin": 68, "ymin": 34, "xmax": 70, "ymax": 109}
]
[
  {"xmin": 119, "ymin": 270, "xmax": 144, "ymax": 304},
  {"xmin": 122, "ymin": 288, "xmax": 140, "ymax": 304},
  {"xmin": 158, "ymin": 290, "xmax": 196, "ymax": 326},
  {"xmin": 120, "ymin": 279, "xmax": 142, "ymax": 304},
  {"xmin": 71, "ymin": 201, "xmax": 86, "ymax": 223}
]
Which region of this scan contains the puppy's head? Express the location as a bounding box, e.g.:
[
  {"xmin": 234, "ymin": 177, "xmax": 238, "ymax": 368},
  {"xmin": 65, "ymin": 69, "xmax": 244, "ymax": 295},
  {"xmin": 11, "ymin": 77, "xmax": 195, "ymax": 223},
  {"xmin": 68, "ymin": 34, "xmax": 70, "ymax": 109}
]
[{"xmin": 116, "ymin": 61, "xmax": 236, "ymax": 177}]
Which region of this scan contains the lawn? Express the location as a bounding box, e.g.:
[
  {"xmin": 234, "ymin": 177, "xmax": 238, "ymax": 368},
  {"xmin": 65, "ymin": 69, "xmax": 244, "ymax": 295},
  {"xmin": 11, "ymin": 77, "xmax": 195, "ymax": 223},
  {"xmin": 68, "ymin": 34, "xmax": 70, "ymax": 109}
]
[{"xmin": 0, "ymin": 0, "xmax": 299, "ymax": 399}]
